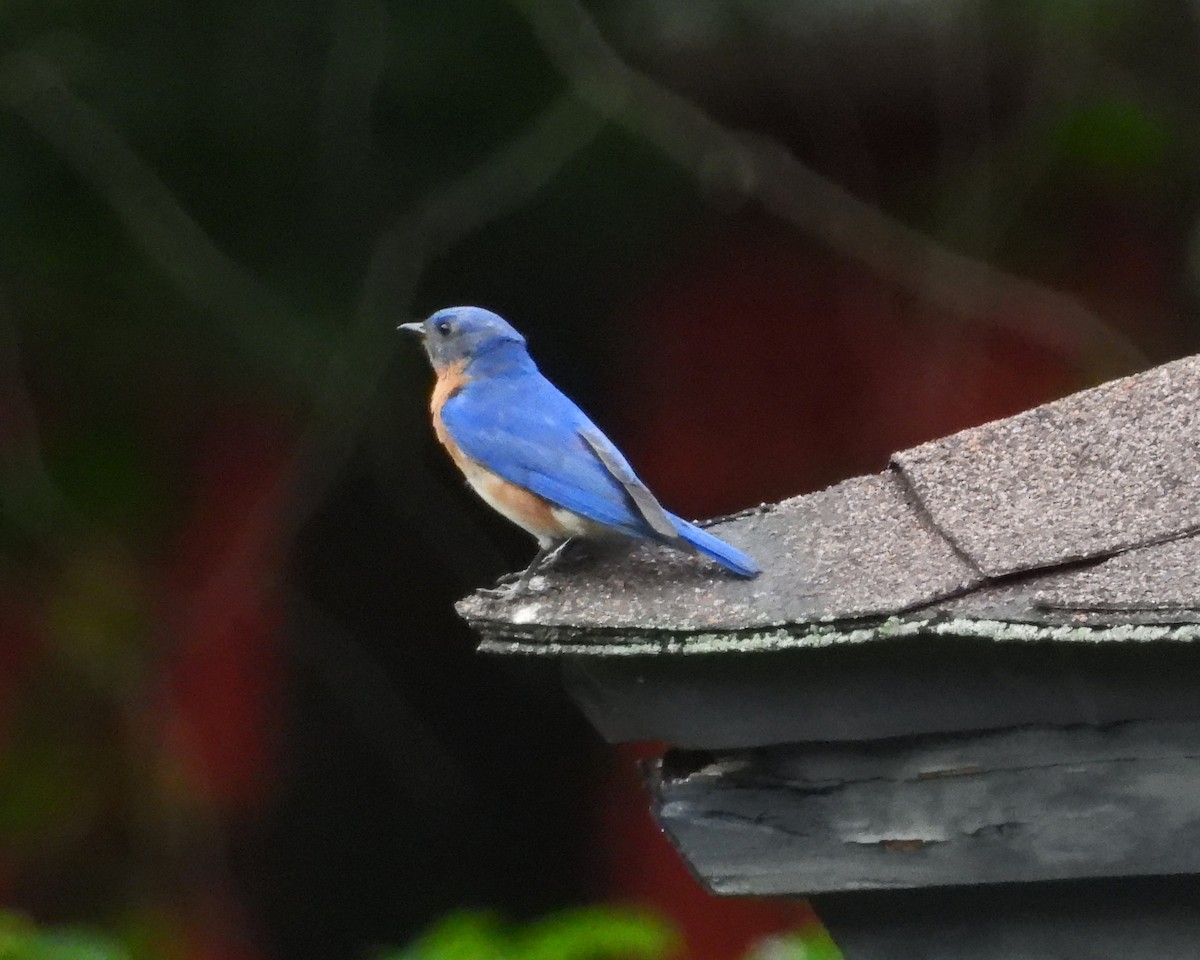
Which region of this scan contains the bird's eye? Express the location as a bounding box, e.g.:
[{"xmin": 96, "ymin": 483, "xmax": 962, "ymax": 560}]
[{"xmin": 434, "ymin": 318, "xmax": 452, "ymax": 336}]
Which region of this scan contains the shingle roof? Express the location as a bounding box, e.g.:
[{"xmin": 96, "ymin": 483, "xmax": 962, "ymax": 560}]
[
  {"xmin": 894, "ymin": 354, "xmax": 1200, "ymax": 576},
  {"xmin": 460, "ymin": 353, "xmax": 1200, "ymax": 655}
]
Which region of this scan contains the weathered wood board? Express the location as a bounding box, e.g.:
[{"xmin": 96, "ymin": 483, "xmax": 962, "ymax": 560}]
[
  {"xmin": 653, "ymin": 719, "xmax": 1200, "ymax": 894},
  {"xmin": 563, "ymin": 641, "xmax": 1200, "ymax": 747}
]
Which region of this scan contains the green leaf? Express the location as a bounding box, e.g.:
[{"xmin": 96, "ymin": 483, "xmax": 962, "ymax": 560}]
[
  {"xmin": 516, "ymin": 907, "xmax": 678, "ymax": 960},
  {"xmin": 386, "ymin": 912, "xmax": 510, "ymax": 960},
  {"xmin": 0, "ymin": 913, "xmax": 130, "ymax": 960},
  {"xmin": 386, "ymin": 908, "xmax": 677, "ymax": 960}
]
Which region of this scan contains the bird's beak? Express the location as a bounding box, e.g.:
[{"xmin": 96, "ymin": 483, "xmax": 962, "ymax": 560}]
[{"xmin": 397, "ymin": 321, "xmax": 425, "ymax": 337}]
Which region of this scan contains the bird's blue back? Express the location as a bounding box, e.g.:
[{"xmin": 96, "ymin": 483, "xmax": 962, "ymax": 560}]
[{"xmin": 441, "ymin": 365, "xmax": 653, "ymax": 538}]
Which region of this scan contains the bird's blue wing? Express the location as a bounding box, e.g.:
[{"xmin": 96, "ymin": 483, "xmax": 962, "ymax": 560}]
[
  {"xmin": 441, "ymin": 372, "xmax": 659, "ymax": 539},
  {"xmin": 442, "ymin": 370, "xmax": 761, "ymax": 577}
]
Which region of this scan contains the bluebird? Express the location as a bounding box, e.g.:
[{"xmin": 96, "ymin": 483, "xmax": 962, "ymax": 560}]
[{"xmin": 399, "ymin": 306, "xmax": 760, "ymax": 592}]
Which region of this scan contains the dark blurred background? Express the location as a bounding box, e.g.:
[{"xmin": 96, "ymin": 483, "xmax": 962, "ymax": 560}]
[{"xmin": 2, "ymin": 0, "xmax": 1199, "ymax": 957}]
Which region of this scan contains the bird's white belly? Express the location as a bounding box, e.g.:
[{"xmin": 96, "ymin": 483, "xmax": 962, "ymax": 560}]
[{"xmin": 549, "ymin": 506, "xmax": 597, "ymax": 538}]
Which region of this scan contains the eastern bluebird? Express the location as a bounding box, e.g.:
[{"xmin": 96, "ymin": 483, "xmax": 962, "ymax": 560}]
[{"xmin": 400, "ymin": 306, "xmax": 760, "ymax": 591}]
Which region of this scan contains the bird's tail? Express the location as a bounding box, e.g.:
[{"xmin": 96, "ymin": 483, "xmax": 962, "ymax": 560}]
[{"xmin": 669, "ymin": 513, "xmax": 761, "ymax": 578}]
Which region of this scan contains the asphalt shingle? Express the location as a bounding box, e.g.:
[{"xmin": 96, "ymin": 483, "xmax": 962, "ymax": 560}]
[
  {"xmin": 1033, "ymin": 532, "xmax": 1200, "ymax": 613},
  {"xmin": 893, "ymin": 354, "xmax": 1200, "ymax": 577}
]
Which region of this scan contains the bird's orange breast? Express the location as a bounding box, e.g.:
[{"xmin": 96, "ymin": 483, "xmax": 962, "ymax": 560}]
[{"xmin": 430, "ymin": 359, "xmax": 470, "ymax": 452}]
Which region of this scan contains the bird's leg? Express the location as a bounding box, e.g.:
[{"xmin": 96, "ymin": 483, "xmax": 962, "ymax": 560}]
[
  {"xmin": 513, "ymin": 538, "xmax": 575, "ymax": 593},
  {"xmin": 481, "ymin": 538, "xmax": 577, "ymax": 598},
  {"xmin": 539, "ymin": 537, "xmax": 579, "ymax": 570}
]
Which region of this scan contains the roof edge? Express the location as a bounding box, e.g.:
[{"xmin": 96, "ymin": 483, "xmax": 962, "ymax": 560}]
[{"xmin": 474, "ymin": 614, "xmax": 1200, "ymax": 657}]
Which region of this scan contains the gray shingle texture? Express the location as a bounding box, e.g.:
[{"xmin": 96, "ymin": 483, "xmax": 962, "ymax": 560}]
[
  {"xmin": 893, "ymin": 354, "xmax": 1200, "ymax": 577},
  {"xmin": 1033, "ymin": 533, "xmax": 1200, "ymax": 612}
]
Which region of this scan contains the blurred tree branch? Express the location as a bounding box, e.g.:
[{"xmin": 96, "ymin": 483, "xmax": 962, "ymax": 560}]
[
  {"xmin": 0, "ymin": 43, "xmax": 604, "ymax": 574},
  {"xmin": 0, "ymin": 52, "xmax": 331, "ymax": 393},
  {"xmin": 355, "ymin": 92, "xmax": 605, "ymax": 341},
  {"xmin": 0, "ymin": 296, "xmax": 107, "ymax": 560},
  {"xmin": 0, "ymin": 45, "xmax": 608, "ymax": 837},
  {"xmin": 282, "ymin": 91, "xmax": 605, "ymax": 573},
  {"xmin": 931, "ymin": 2, "xmax": 1098, "ymax": 259},
  {"xmin": 510, "ymin": 0, "xmax": 1146, "ymax": 375},
  {"xmin": 317, "ymin": 0, "xmax": 392, "ymax": 216}
]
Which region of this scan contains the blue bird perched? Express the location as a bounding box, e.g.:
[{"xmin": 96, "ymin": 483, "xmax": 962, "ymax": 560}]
[{"xmin": 399, "ymin": 306, "xmax": 760, "ymax": 592}]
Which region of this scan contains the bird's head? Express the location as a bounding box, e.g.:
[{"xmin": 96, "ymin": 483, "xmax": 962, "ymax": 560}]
[{"xmin": 399, "ymin": 306, "xmax": 527, "ymax": 373}]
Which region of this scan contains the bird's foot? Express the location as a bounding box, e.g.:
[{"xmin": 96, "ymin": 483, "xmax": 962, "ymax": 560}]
[
  {"xmin": 477, "ymin": 540, "xmax": 583, "ymax": 600},
  {"xmin": 475, "ymin": 569, "xmax": 543, "ymax": 601}
]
